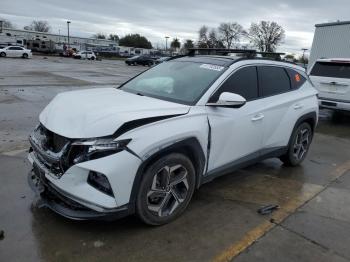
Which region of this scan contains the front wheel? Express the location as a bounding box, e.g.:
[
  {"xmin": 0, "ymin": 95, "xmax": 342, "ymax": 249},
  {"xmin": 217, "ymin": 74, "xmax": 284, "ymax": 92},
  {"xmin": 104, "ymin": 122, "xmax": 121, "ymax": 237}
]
[
  {"xmin": 136, "ymin": 153, "xmax": 196, "ymax": 225},
  {"xmin": 280, "ymin": 122, "xmax": 313, "ymax": 166},
  {"xmin": 22, "ymin": 53, "xmax": 28, "ymax": 59}
]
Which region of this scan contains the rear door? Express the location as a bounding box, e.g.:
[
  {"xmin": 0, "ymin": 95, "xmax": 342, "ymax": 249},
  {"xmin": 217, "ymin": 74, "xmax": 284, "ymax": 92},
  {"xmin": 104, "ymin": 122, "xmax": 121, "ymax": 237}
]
[
  {"xmin": 257, "ymin": 66, "xmax": 306, "ymax": 151},
  {"xmin": 309, "ymin": 61, "xmax": 350, "ymax": 101}
]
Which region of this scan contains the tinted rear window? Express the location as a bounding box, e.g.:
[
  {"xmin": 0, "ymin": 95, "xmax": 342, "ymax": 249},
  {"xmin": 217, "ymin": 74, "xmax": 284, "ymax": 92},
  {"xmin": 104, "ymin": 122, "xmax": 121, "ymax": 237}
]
[
  {"xmin": 258, "ymin": 66, "xmax": 291, "ymax": 97},
  {"xmin": 310, "ymin": 62, "xmax": 350, "ymax": 78}
]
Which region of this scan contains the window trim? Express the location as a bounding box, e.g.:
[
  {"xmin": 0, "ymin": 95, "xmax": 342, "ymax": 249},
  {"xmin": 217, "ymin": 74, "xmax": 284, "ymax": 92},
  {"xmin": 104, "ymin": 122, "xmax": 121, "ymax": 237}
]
[{"xmin": 207, "ymin": 63, "xmax": 306, "ymax": 104}]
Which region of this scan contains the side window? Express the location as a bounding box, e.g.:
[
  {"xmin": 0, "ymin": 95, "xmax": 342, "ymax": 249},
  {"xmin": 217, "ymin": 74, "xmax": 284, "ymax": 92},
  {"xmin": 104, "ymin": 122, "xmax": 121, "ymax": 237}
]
[
  {"xmin": 258, "ymin": 66, "xmax": 291, "ymax": 97},
  {"xmin": 286, "ymin": 69, "xmax": 306, "ymax": 89},
  {"xmin": 9, "ymin": 47, "xmax": 17, "ymax": 50},
  {"xmin": 209, "ymin": 66, "xmax": 258, "ymax": 102}
]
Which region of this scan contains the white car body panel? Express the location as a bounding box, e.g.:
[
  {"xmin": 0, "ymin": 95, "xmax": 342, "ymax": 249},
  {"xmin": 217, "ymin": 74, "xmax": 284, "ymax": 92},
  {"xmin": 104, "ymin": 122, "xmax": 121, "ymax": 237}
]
[
  {"xmin": 206, "ymin": 100, "xmax": 263, "ymax": 171},
  {"xmin": 39, "ymin": 88, "xmax": 190, "ymax": 138}
]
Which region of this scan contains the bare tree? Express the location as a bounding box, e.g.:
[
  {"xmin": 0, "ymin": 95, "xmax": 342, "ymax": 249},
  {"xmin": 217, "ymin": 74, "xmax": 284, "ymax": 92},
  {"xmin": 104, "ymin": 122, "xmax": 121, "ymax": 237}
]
[
  {"xmin": 94, "ymin": 33, "xmax": 106, "ymax": 39},
  {"xmin": 0, "ymin": 18, "xmax": 15, "ymax": 29},
  {"xmin": 183, "ymin": 39, "xmax": 194, "ymax": 50},
  {"xmin": 247, "ymin": 21, "xmax": 285, "ymax": 52},
  {"xmin": 218, "ymin": 22, "xmax": 244, "ymax": 49},
  {"xmin": 198, "ymin": 25, "xmax": 209, "ymax": 48},
  {"xmin": 170, "ymin": 38, "xmax": 181, "ymax": 50},
  {"xmin": 26, "ymin": 20, "xmax": 50, "ymax": 32}
]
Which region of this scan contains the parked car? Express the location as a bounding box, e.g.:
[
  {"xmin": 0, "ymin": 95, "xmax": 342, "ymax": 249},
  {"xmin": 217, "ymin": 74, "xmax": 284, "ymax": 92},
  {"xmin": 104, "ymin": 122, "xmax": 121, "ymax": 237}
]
[
  {"xmin": 155, "ymin": 56, "xmax": 171, "ymax": 64},
  {"xmin": 73, "ymin": 51, "xmax": 96, "ymax": 60},
  {"xmin": 0, "ymin": 46, "xmax": 32, "ymax": 58},
  {"xmin": 125, "ymin": 55, "xmax": 155, "ymax": 66},
  {"xmin": 28, "ymin": 55, "xmax": 318, "ymax": 225},
  {"xmin": 308, "ymin": 58, "xmax": 350, "ymax": 111}
]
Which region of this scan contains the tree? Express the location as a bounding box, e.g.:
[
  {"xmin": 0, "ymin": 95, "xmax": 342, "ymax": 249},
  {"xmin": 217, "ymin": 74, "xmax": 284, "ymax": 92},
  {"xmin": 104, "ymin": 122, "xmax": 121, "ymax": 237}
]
[
  {"xmin": 108, "ymin": 34, "xmax": 119, "ymax": 42},
  {"xmin": 119, "ymin": 34, "xmax": 152, "ymax": 49},
  {"xmin": 170, "ymin": 38, "xmax": 181, "ymax": 50},
  {"xmin": 0, "ymin": 18, "xmax": 14, "ymax": 29},
  {"xmin": 25, "ymin": 20, "xmax": 50, "ymax": 32},
  {"xmin": 198, "ymin": 25, "xmax": 209, "ymax": 48},
  {"xmin": 247, "ymin": 21, "xmax": 285, "ymax": 52},
  {"xmin": 94, "ymin": 33, "xmax": 106, "ymax": 39},
  {"xmin": 218, "ymin": 22, "xmax": 244, "ymax": 49},
  {"xmin": 284, "ymin": 54, "xmax": 296, "ymax": 62},
  {"xmin": 183, "ymin": 39, "xmax": 194, "ymax": 50}
]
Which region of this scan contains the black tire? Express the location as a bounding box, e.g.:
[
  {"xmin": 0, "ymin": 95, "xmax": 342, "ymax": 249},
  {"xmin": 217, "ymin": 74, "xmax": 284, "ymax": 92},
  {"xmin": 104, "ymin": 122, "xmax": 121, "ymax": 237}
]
[
  {"xmin": 136, "ymin": 153, "xmax": 196, "ymax": 225},
  {"xmin": 148, "ymin": 61, "xmax": 154, "ymax": 67},
  {"xmin": 280, "ymin": 122, "xmax": 313, "ymax": 166},
  {"xmin": 0, "ymin": 52, "xmax": 6, "ymax": 57},
  {"xmin": 91, "ymin": 56, "xmax": 95, "ymax": 60},
  {"xmin": 22, "ymin": 53, "xmax": 28, "ymax": 59}
]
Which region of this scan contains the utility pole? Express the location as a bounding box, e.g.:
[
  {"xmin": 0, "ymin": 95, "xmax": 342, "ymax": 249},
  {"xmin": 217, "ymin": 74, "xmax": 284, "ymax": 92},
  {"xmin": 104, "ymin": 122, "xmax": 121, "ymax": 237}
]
[
  {"xmin": 165, "ymin": 36, "xmax": 170, "ymax": 53},
  {"xmin": 67, "ymin": 21, "xmax": 71, "ymax": 48},
  {"xmin": 58, "ymin": 29, "xmax": 61, "ymax": 43},
  {"xmin": 301, "ymin": 48, "xmax": 308, "ymax": 68},
  {"xmin": 0, "ymin": 21, "xmax": 3, "ymax": 34}
]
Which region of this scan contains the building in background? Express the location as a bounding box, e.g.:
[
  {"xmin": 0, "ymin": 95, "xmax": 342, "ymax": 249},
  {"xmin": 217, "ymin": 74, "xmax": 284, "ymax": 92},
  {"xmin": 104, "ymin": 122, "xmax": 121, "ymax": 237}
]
[
  {"xmin": 0, "ymin": 27, "xmax": 118, "ymax": 53},
  {"xmin": 308, "ymin": 21, "xmax": 350, "ymax": 70}
]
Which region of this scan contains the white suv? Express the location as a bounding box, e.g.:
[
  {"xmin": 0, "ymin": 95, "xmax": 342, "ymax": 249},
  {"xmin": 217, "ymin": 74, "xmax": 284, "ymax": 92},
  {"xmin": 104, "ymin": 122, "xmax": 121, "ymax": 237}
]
[
  {"xmin": 309, "ymin": 58, "xmax": 350, "ymax": 111},
  {"xmin": 28, "ymin": 55, "xmax": 318, "ymax": 225}
]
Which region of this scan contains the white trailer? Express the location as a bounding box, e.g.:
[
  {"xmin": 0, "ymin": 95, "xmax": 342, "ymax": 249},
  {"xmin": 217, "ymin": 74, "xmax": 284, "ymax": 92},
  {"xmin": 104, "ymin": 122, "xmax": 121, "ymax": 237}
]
[{"xmin": 308, "ymin": 21, "xmax": 350, "ymax": 71}]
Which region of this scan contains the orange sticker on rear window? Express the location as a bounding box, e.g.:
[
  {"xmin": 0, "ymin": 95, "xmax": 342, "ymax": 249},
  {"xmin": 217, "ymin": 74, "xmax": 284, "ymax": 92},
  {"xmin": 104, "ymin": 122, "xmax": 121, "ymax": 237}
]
[{"xmin": 295, "ymin": 74, "xmax": 301, "ymax": 82}]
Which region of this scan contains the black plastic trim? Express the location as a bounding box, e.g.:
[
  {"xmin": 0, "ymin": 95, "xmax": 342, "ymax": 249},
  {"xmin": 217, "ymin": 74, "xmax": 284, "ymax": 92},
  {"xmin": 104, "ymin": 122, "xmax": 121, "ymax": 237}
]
[
  {"xmin": 128, "ymin": 137, "xmax": 206, "ymax": 214},
  {"xmin": 202, "ymin": 146, "xmax": 287, "ymax": 184}
]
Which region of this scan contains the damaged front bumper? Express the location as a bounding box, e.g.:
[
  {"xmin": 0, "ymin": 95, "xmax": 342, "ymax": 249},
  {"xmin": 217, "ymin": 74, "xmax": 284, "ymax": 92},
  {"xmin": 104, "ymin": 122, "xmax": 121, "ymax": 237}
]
[{"xmin": 28, "ymin": 155, "xmax": 131, "ymax": 221}]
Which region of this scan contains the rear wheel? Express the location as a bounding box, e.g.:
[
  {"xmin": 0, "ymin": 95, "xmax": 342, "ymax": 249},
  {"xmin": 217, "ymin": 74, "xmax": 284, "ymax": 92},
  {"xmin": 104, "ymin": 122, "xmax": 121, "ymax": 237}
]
[
  {"xmin": 91, "ymin": 56, "xmax": 95, "ymax": 60},
  {"xmin": 22, "ymin": 53, "xmax": 28, "ymax": 59},
  {"xmin": 280, "ymin": 122, "xmax": 313, "ymax": 166},
  {"xmin": 0, "ymin": 52, "xmax": 6, "ymax": 57},
  {"xmin": 136, "ymin": 153, "xmax": 196, "ymax": 225}
]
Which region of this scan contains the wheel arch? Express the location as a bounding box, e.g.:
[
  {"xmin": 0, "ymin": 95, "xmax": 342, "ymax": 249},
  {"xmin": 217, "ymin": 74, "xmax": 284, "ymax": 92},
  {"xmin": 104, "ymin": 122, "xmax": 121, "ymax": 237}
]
[
  {"xmin": 288, "ymin": 111, "xmax": 317, "ymax": 146},
  {"xmin": 128, "ymin": 137, "xmax": 206, "ymax": 213}
]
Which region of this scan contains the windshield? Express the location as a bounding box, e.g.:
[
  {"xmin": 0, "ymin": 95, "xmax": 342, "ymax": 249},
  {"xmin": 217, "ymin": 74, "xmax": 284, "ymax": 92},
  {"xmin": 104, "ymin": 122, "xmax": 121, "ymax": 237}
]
[{"xmin": 120, "ymin": 61, "xmax": 226, "ymax": 105}]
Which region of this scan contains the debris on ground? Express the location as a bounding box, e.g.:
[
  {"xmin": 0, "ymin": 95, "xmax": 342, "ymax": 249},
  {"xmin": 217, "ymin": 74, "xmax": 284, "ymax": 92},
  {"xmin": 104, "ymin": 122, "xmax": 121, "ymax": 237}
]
[
  {"xmin": 0, "ymin": 230, "xmax": 4, "ymax": 240},
  {"xmin": 93, "ymin": 240, "xmax": 105, "ymax": 248},
  {"xmin": 257, "ymin": 204, "xmax": 279, "ymax": 215}
]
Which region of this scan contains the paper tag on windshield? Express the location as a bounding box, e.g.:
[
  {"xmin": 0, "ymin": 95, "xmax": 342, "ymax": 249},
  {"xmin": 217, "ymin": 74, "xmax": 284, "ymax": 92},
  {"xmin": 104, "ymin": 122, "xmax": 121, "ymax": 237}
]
[{"xmin": 200, "ymin": 64, "xmax": 225, "ymax": 71}]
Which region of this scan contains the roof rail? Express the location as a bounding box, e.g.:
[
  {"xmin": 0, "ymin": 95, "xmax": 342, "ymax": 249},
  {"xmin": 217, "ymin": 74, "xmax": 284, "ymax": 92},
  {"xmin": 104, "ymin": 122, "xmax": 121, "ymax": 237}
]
[{"xmin": 186, "ymin": 48, "xmax": 285, "ymax": 60}]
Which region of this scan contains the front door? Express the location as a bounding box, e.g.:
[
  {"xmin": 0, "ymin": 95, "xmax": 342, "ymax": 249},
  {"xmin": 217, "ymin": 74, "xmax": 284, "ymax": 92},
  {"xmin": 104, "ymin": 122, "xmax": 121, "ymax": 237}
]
[{"xmin": 206, "ymin": 66, "xmax": 264, "ymax": 172}]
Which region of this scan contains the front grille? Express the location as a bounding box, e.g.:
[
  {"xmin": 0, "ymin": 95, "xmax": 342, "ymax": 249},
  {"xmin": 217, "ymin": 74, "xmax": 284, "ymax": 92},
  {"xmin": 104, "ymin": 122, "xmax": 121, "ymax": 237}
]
[{"xmin": 29, "ymin": 124, "xmax": 72, "ymax": 178}]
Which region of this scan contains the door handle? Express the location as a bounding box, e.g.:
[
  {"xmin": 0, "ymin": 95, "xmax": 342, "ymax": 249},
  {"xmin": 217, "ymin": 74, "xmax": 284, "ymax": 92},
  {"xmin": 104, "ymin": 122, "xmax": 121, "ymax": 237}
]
[
  {"xmin": 293, "ymin": 103, "xmax": 303, "ymax": 110},
  {"xmin": 251, "ymin": 113, "xmax": 264, "ymax": 121}
]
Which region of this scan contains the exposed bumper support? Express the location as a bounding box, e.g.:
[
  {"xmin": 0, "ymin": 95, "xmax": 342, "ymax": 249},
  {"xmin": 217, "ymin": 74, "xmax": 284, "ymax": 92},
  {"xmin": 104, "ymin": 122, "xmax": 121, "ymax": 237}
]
[{"xmin": 28, "ymin": 168, "xmax": 131, "ymax": 221}]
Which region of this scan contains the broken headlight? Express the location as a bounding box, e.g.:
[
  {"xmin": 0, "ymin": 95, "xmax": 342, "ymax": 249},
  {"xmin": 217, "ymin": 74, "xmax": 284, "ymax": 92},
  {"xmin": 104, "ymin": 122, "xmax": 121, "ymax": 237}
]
[{"xmin": 69, "ymin": 138, "xmax": 131, "ymax": 165}]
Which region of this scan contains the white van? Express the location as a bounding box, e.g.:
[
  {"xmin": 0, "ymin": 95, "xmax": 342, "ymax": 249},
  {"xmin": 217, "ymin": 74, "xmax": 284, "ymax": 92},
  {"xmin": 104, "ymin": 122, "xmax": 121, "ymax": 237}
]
[{"xmin": 309, "ymin": 58, "xmax": 350, "ymax": 111}]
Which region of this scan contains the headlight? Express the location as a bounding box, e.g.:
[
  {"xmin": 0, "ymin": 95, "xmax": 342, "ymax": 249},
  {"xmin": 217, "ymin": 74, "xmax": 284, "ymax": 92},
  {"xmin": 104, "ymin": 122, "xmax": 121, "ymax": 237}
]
[{"xmin": 69, "ymin": 138, "xmax": 131, "ymax": 164}]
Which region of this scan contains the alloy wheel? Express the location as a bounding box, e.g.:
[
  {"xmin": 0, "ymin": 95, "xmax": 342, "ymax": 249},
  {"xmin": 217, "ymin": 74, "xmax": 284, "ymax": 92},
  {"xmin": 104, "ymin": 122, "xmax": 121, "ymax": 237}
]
[
  {"xmin": 293, "ymin": 128, "xmax": 310, "ymax": 160},
  {"xmin": 147, "ymin": 164, "xmax": 189, "ymax": 217}
]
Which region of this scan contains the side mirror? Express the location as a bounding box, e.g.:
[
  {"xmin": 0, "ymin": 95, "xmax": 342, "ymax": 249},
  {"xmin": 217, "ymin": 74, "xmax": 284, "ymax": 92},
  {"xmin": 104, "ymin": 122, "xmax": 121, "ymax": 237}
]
[{"xmin": 207, "ymin": 92, "xmax": 246, "ymax": 108}]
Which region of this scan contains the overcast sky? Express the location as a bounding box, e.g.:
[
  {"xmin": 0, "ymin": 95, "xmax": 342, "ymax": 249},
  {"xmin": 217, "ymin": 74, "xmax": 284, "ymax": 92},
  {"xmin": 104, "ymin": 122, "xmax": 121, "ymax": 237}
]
[{"xmin": 1, "ymin": 0, "xmax": 349, "ymax": 54}]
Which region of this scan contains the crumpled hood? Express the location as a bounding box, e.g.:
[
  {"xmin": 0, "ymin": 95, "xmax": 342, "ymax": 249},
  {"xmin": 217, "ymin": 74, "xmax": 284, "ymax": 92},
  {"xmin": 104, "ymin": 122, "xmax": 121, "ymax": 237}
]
[{"xmin": 39, "ymin": 88, "xmax": 190, "ymax": 138}]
